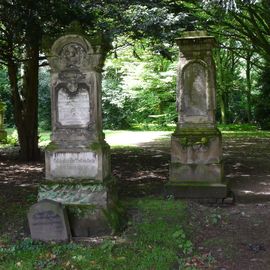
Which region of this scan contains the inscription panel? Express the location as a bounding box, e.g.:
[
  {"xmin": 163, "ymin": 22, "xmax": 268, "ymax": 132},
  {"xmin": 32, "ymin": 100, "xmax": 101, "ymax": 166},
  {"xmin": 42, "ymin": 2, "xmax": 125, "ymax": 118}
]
[
  {"xmin": 183, "ymin": 63, "xmax": 207, "ymax": 116},
  {"xmin": 50, "ymin": 152, "xmax": 98, "ymax": 178},
  {"xmin": 28, "ymin": 199, "xmax": 70, "ymax": 242},
  {"xmin": 57, "ymin": 89, "xmax": 90, "ymax": 127}
]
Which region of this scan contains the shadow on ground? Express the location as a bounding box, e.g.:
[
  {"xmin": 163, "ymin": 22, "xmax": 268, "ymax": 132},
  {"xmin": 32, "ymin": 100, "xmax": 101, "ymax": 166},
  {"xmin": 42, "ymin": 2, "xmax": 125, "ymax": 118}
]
[{"xmin": 1, "ymin": 136, "xmax": 270, "ymax": 269}]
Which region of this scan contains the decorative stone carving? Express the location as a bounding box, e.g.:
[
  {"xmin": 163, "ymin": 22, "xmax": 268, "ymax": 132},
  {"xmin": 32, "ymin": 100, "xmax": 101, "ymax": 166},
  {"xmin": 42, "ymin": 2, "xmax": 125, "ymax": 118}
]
[{"xmin": 37, "ymin": 34, "xmax": 117, "ymax": 239}]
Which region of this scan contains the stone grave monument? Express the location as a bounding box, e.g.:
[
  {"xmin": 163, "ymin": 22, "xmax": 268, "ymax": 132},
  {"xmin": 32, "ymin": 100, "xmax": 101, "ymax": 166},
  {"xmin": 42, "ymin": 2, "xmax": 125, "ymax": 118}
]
[
  {"xmin": 28, "ymin": 199, "xmax": 71, "ymax": 242},
  {"xmin": 166, "ymin": 31, "xmax": 227, "ymax": 199},
  {"xmin": 0, "ymin": 102, "xmax": 7, "ymax": 142},
  {"xmin": 38, "ymin": 34, "xmax": 118, "ymax": 237}
]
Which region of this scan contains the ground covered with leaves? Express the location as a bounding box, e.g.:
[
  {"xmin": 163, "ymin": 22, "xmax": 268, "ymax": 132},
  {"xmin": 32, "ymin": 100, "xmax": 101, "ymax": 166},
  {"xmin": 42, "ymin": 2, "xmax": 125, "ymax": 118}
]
[{"xmin": 1, "ymin": 133, "xmax": 270, "ymax": 269}]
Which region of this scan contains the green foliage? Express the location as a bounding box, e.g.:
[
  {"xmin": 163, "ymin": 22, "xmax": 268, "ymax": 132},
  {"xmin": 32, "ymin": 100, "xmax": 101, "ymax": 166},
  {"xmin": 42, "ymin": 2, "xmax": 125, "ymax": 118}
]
[
  {"xmin": 38, "ymin": 68, "xmax": 51, "ymax": 130},
  {"xmin": 172, "ymin": 228, "xmax": 193, "ymax": 255},
  {"xmin": 102, "ymin": 44, "xmax": 177, "ymax": 129},
  {"xmin": 102, "ymin": 63, "xmax": 135, "ymax": 129},
  {"xmin": 218, "ymin": 123, "xmax": 257, "ymax": 131},
  {"xmin": 255, "ymin": 64, "xmax": 270, "ymax": 130},
  {"xmin": 0, "ymin": 199, "xmax": 199, "ymax": 270},
  {"xmin": 131, "ymin": 54, "xmax": 177, "ymax": 127},
  {"xmin": 1, "ymin": 130, "xmax": 19, "ymax": 146},
  {"xmin": 102, "ymin": 201, "xmax": 127, "ymax": 234},
  {"xmin": 0, "ymin": 68, "xmax": 13, "ymax": 127}
]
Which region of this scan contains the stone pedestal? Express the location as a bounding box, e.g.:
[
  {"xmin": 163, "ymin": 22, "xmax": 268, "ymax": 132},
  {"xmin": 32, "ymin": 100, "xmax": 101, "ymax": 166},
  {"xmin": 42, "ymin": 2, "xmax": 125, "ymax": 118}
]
[
  {"xmin": 0, "ymin": 102, "xmax": 7, "ymax": 142},
  {"xmin": 166, "ymin": 31, "xmax": 227, "ymax": 199},
  {"xmin": 39, "ymin": 35, "xmax": 119, "ymax": 237}
]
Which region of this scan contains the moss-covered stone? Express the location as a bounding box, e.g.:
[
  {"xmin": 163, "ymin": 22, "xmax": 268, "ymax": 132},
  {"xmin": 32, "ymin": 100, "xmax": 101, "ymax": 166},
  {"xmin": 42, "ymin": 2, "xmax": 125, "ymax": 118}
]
[
  {"xmin": 88, "ymin": 141, "xmax": 110, "ymax": 151},
  {"xmin": 67, "ymin": 204, "xmax": 97, "ymax": 218},
  {"xmin": 174, "ymin": 126, "xmax": 221, "ymax": 137},
  {"xmin": 179, "ymin": 136, "xmax": 210, "ymax": 147},
  {"xmin": 0, "ymin": 130, "xmax": 7, "ymax": 142},
  {"xmin": 102, "ymin": 200, "xmax": 126, "ymax": 234},
  {"xmin": 45, "ymin": 142, "xmax": 59, "ymax": 151}
]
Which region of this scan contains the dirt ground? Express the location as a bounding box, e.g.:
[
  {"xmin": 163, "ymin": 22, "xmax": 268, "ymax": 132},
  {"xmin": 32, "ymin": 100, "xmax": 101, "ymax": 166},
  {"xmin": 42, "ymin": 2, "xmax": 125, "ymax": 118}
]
[{"xmin": 1, "ymin": 136, "xmax": 270, "ymax": 269}]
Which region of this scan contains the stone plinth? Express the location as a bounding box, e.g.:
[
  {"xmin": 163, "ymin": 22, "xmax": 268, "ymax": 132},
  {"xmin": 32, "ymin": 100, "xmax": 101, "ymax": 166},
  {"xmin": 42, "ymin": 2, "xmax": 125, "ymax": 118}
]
[
  {"xmin": 166, "ymin": 31, "xmax": 227, "ymax": 199},
  {"xmin": 38, "ymin": 34, "xmax": 119, "ymax": 238}
]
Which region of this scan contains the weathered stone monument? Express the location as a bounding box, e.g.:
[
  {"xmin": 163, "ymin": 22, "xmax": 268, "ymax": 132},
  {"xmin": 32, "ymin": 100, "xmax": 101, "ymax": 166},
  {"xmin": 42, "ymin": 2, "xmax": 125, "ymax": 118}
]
[
  {"xmin": 38, "ymin": 34, "xmax": 118, "ymax": 237},
  {"xmin": 28, "ymin": 199, "xmax": 71, "ymax": 242},
  {"xmin": 0, "ymin": 102, "xmax": 7, "ymax": 142},
  {"xmin": 166, "ymin": 31, "xmax": 227, "ymax": 199}
]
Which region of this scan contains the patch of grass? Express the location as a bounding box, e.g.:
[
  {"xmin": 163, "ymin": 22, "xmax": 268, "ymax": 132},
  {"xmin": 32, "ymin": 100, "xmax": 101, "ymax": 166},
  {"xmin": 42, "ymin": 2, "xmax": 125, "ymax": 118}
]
[
  {"xmin": 222, "ymin": 130, "xmax": 270, "ymax": 138},
  {"xmin": 39, "ymin": 131, "xmax": 51, "ymax": 146},
  {"xmin": 110, "ymin": 145, "xmax": 144, "ymax": 153},
  {"xmin": 0, "ymin": 198, "xmax": 205, "ymax": 270},
  {"xmin": 3, "ymin": 125, "xmax": 270, "ymax": 149},
  {"xmin": 218, "ymin": 124, "xmax": 270, "ymax": 138},
  {"xmin": 131, "ymin": 123, "xmax": 176, "ymax": 131},
  {"xmin": 218, "ymin": 123, "xmax": 258, "ymax": 131}
]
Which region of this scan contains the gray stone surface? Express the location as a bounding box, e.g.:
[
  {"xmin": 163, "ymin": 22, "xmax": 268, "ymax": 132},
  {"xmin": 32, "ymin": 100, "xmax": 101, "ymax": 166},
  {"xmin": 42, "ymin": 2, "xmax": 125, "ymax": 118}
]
[
  {"xmin": 39, "ymin": 33, "xmax": 117, "ymax": 238},
  {"xmin": 45, "ymin": 34, "xmax": 110, "ymax": 180},
  {"xmin": 57, "ymin": 88, "xmax": 90, "ymax": 127},
  {"xmin": 48, "ymin": 151, "xmax": 98, "ymax": 179},
  {"xmin": 169, "ymin": 31, "xmax": 226, "ymax": 198},
  {"xmin": 176, "ymin": 34, "xmax": 216, "ymax": 128},
  {"xmin": 170, "ymin": 163, "xmax": 223, "ymax": 182},
  {"xmin": 165, "ymin": 182, "xmax": 227, "ymax": 199},
  {"xmin": 171, "ymin": 132, "xmax": 222, "ymax": 164},
  {"xmin": 28, "ymin": 199, "xmax": 71, "ymax": 242},
  {"xmin": 39, "ymin": 183, "xmax": 108, "ymax": 206},
  {"xmin": 183, "ymin": 62, "xmax": 207, "ymax": 116},
  {"xmin": 68, "ymin": 206, "xmax": 110, "ymax": 237}
]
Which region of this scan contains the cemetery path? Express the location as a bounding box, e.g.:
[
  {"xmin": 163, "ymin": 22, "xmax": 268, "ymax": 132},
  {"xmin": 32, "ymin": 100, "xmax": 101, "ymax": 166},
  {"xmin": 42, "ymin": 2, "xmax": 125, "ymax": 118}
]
[{"xmin": 1, "ymin": 135, "xmax": 270, "ymax": 269}]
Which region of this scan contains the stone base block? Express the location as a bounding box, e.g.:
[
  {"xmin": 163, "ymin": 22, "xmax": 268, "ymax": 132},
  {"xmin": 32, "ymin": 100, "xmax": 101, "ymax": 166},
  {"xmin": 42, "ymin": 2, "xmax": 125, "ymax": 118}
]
[
  {"xmin": 165, "ymin": 182, "xmax": 227, "ymax": 199},
  {"xmin": 45, "ymin": 143, "xmax": 110, "ymax": 181},
  {"xmin": 0, "ymin": 129, "xmax": 7, "ymax": 142},
  {"xmin": 170, "ymin": 162, "xmax": 223, "ymax": 182},
  {"xmin": 38, "ymin": 178, "xmax": 123, "ymax": 237},
  {"xmin": 67, "ymin": 205, "xmax": 111, "ymax": 237},
  {"xmin": 171, "ymin": 128, "xmax": 222, "ymax": 164},
  {"xmin": 38, "ymin": 181, "xmax": 113, "ymax": 206}
]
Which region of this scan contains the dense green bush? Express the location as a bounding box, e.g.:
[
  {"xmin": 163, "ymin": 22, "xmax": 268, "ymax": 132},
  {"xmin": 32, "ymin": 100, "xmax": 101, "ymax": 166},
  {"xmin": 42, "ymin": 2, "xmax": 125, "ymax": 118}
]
[
  {"xmin": 0, "ymin": 68, "xmax": 13, "ymax": 127},
  {"xmin": 254, "ymin": 64, "xmax": 270, "ymax": 130},
  {"xmin": 38, "ymin": 68, "xmax": 51, "ymax": 130},
  {"xmin": 102, "ymin": 64, "xmax": 136, "ymax": 129}
]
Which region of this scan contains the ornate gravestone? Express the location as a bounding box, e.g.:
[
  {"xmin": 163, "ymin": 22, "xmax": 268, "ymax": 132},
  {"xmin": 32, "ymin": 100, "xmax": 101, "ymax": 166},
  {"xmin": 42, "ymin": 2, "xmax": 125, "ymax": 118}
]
[
  {"xmin": 0, "ymin": 102, "xmax": 7, "ymax": 142},
  {"xmin": 166, "ymin": 31, "xmax": 227, "ymax": 199},
  {"xmin": 39, "ymin": 35, "xmax": 117, "ymax": 237}
]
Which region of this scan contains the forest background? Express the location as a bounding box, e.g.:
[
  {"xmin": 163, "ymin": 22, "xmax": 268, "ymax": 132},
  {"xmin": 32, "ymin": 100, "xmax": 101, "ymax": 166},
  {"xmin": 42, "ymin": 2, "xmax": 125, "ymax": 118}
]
[{"xmin": 1, "ymin": 0, "xmax": 270, "ymax": 160}]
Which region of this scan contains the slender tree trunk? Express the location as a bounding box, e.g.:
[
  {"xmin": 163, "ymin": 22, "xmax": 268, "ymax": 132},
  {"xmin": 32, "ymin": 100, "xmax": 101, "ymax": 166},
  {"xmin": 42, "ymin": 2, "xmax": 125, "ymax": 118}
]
[
  {"xmin": 19, "ymin": 35, "xmax": 40, "ymax": 161},
  {"xmin": 7, "ymin": 26, "xmax": 40, "ymax": 161},
  {"xmin": 216, "ymin": 51, "xmax": 229, "ymax": 124},
  {"xmin": 220, "ymin": 90, "xmax": 229, "ymax": 124},
  {"xmin": 246, "ymin": 52, "xmax": 252, "ymax": 123}
]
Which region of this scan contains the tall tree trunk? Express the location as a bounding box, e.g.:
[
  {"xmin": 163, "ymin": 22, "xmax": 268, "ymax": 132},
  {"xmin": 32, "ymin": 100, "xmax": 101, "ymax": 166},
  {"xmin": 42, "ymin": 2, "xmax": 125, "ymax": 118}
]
[
  {"xmin": 216, "ymin": 51, "xmax": 229, "ymax": 124},
  {"xmin": 7, "ymin": 26, "xmax": 40, "ymax": 161},
  {"xmin": 220, "ymin": 90, "xmax": 228, "ymax": 124},
  {"xmin": 246, "ymin": 52, "xmax": 252, "ymax": 123},
  {"xmin": 19, "ymin": 35, "xmax": 40, "ymax": 161}
]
